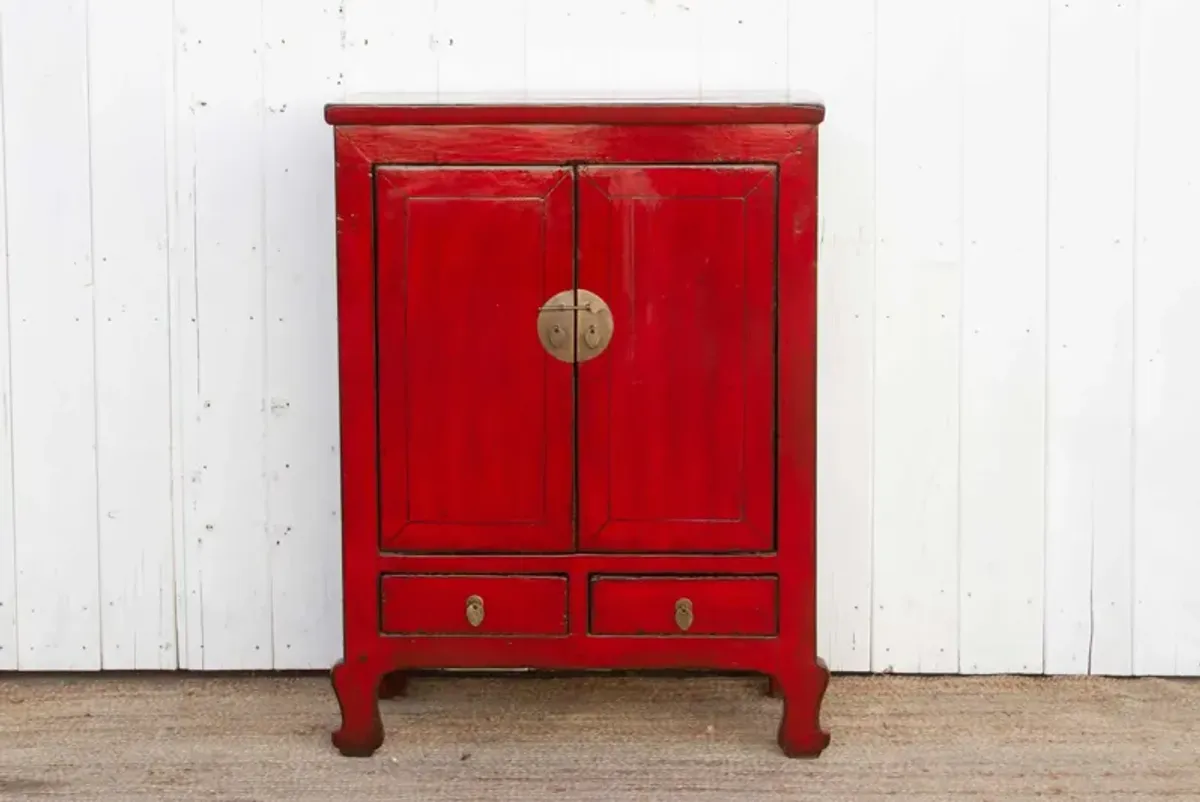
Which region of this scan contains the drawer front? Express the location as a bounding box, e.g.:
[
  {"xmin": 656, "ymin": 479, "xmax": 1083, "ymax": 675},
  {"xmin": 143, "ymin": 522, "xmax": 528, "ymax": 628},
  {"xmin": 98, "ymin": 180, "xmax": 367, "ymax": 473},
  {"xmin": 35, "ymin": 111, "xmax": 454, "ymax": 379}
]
[
  {"xmin": 589, "ymin": 576, "xmax": 778, "ymax": 636},
  {"xmin": 380, "ymin": 575, "xmax": 568, "ymax": 636}
]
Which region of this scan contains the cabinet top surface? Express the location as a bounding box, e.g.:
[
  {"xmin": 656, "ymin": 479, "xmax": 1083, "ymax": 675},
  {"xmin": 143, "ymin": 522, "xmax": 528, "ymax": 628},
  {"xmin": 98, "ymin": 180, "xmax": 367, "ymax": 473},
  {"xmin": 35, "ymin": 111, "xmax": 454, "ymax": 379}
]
[{"xmin": 324, "ymin": 91, "xmax": 825, "ymax": 126}]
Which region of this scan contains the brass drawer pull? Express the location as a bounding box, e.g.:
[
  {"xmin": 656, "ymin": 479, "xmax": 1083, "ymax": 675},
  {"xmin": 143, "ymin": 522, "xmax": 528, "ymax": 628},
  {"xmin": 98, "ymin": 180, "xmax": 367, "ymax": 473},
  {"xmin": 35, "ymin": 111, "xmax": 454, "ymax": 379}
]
[
  {"xmin": 465, "ymin": 595, "xmax": 485, "ymax": 627},
  {"xmin": 674, "ymin": 598, "xmax": 694, "ymax": 632}
]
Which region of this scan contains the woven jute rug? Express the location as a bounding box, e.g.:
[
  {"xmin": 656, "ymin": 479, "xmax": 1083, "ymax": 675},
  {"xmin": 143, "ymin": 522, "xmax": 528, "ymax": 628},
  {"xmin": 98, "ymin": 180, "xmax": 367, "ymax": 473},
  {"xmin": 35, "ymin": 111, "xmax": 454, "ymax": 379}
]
[{"xmin": 0, "ymin": 673, "xmax": 1196, "ymax": 800}]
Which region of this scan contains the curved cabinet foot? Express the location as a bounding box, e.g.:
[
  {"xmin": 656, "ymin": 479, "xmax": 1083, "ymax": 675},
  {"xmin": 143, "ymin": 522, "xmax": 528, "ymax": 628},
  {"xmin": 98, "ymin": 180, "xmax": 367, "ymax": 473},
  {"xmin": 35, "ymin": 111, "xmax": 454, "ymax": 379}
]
[
  {"xmin": 774, "ymin": 657, "xmax": 831, "ymax": 758},
  {"xmin": 378, "ymin": 671, "xmax": 408, "ymax": 700},
  {"xmin": 331, "ymin": 659, "xmax": 385, "ymax": 757}
]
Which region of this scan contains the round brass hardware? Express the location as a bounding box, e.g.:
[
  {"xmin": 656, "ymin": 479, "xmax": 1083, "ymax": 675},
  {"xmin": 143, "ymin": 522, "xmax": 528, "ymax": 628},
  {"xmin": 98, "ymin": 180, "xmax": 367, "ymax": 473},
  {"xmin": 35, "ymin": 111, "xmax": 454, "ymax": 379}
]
[
  {"xmin": 465, "ymin": 595, "xmax": 485, "ymax": 628},
  {"xmin": 674, "ymin": 598, "xmax": 694, "ymax": 632},
  {"xmin": 536, "ymin": 289, "xmax": 614, "ymax": 363},
  {"xmin": 574, "ymin": 289, "xmax": 614, "ymax": 363},
  {"xmin": 536, "ymin": 290, "xmax": 576, "ymax": 363}
]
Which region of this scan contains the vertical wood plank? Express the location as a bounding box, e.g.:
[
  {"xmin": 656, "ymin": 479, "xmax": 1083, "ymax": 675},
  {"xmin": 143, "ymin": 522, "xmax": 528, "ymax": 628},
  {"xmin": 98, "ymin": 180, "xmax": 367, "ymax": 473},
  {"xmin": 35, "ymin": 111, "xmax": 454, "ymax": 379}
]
[
  {"xmin": 0, "ymin": 13, "xmax": 14, "ymax": 670},
  {"xmin": 699, "ymin": 0, "xmax": 788, "ymax": 99},
  {"xmin": 524, "ymin": 0, "xmax": 599, "ymax": 99},
  {"xmin": 613, "ymin": 0, "xmax": 702, "ymax": 97},
  {"xmin": 434, "ymin": 0, "xmax": 527, "ymax": 96},
  {"xmin": 168, "ymin": 0, "xmax": 198, "ymax": 669},
  {"xmin": 525, "ymin": 0, "xmax": 612, "ymax": 99},
  {"xmin": 1134, "ymin": 0, "xmax": 1200, "ymax": 677},
  {"xmin": 2, "ymin": 0, "xmax": 101, "ymax": 670},
  {"xmin": 342, "ymin": 0, "xmax": 437, "ymax": 96},
  {"xmin": 958, "ymin": 0, "xmax": 1050, "ymax": 675},
  {"xmin": 871, "ymin": 0, "xmax": 962, "ymax": 674},
  {"xmin": 88, "ymin": 0, "xmax": 178, "ymax": 670},
  {"xmin": 174, "ymin": 0, "xmax": 272, "ymax": 670},
  {"xmin": 262, "ymin": 0, "xmax": 344, "ymax": 669},
  {"xmin": 1044, "ymin": 0, "xmax": 1137, "ymax": 676},
  {"xmin": 789, "ymin": 0, "xmax": 876, "ymax": 673},
  {"xmin": 527, "ymin": 0, "xmax": 700, "ymax": 100}
]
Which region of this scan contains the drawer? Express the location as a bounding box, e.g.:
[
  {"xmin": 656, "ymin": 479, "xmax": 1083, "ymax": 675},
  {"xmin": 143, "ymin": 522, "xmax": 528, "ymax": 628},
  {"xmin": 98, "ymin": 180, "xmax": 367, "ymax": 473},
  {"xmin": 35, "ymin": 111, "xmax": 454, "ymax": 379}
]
[
  {"xmin": 380, "ymin": 574, "xmax": 568, "ymax": 636},
  {"xmin": 589, "ymin": 576, "xmax": 778, "ymax": 636}
]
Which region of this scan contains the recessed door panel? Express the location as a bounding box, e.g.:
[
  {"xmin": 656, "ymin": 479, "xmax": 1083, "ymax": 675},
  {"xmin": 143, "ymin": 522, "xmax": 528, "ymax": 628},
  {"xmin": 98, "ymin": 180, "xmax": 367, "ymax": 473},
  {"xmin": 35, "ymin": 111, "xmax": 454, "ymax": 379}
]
[
  {"xmin": 375, "ymin": 167, "xmax": 574, "ymax": 553},
  {"xmin": 576, "ymin": 166, "xmax": 777, "ymax": 553}
]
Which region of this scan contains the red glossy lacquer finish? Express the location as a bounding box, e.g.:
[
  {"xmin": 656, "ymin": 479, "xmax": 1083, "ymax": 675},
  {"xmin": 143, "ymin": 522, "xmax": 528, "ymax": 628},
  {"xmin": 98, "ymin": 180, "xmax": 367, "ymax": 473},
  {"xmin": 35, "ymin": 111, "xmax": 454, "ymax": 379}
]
[
  {"xmin": 589, "ymin": 576, "xmax": 778, "ymax": 636},
  {"xmin": 577, "ymin": 166, "xmax": 777, "ymax": 553},
  {"xmin": 380, "ymin": 575, "xmax": 568, "ymax": 636},
  {"xmin": 375, "ymin": 167, "xmax": 575, "ymax": 553},
  {"xmin": 324, "ymin": 103, "xmax": 828, "ymax": 761},
  {"xmin": 324, "ymin": 101, "xmax": 826, "ymax": 127}
]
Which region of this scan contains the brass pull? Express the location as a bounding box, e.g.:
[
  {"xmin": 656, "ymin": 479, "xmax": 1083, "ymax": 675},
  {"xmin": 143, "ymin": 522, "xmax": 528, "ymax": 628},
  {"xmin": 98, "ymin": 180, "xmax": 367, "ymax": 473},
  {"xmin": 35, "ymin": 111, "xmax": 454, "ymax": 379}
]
[
  {"xmin": 674, "ymin": 598, "xmax": 694, "ymax": 632},
  {"xmin": 535, "ymin": 289, "xmax": 615, "ymax": 363},
  {"xmin": 465, "ymin": 595, "xmax": 485, "ymax": 628}
]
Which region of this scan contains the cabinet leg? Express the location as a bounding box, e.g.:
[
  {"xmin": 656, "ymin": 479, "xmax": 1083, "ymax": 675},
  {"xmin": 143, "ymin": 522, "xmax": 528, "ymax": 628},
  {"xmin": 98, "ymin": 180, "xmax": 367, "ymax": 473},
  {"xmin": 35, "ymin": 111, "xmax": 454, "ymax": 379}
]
[
  {"xmin": 379, "ymin": 671, "xmax": 408, "ymax": 700},
  {"xmin": 331, "ymin": 659, "xmax": 385, "ymax": 757},
  {"xmin": 773, "ymin": 657, "xmax": 831, "ymax": 758}
]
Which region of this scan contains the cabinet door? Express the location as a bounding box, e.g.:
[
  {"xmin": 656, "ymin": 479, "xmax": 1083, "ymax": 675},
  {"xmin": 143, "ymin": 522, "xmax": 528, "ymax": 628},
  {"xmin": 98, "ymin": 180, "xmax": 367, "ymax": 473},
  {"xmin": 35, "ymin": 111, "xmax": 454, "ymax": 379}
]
[
  {"xmin": 577, "ymin": 166, "xmax": 777, "ymax": 553},
  {"xmin": 375, "ymin": 167, "xmax": 574, "ymax": 553}
]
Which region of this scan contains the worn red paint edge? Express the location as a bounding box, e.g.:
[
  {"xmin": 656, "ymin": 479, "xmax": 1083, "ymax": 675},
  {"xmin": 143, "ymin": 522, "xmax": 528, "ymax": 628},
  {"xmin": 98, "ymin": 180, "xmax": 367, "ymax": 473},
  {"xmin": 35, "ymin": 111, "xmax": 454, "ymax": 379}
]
[
  {"xmin": 331, "ymin": 133, "xmax": 379, "ymax": 666},
  {"xmin": 324, "ymin": 102, "xmax": 826, "ymax": 127},
  {"xmin": 338, "ymin": 123, "xmax": 811, "ymax": 167}
]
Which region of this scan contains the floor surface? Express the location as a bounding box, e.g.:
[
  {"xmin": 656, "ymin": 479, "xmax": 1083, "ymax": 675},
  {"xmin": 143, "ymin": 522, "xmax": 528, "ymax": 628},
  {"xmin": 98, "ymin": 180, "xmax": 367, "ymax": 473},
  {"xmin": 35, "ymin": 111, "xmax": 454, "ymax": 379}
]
[{"xmin": 0, "ymin": 673, "xmax": 1196, "ymax": 800}]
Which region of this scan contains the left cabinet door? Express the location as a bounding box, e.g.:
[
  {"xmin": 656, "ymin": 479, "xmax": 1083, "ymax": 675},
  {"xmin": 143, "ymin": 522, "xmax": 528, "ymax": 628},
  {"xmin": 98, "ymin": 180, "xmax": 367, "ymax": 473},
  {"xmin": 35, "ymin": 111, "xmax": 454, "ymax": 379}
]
[{"xmin": 375, "ymin": 167, "xmax": 575, "ymax": 553}]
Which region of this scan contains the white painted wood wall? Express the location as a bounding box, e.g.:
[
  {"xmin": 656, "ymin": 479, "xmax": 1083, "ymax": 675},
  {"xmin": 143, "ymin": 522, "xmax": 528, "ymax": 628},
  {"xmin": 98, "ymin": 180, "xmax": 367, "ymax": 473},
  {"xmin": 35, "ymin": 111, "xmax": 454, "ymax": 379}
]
[{"xmin": 0, "ymin": 0, "xmax": 1196, "ymax": 676}]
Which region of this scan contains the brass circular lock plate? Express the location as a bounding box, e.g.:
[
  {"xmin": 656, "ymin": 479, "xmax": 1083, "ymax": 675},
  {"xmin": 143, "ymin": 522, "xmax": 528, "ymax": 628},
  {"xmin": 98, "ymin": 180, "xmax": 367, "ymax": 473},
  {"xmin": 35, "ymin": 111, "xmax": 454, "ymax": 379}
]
[
  {"xmin": 536, "ymin": 290, "xmax": 576, "ymax": 363},
  {"xmin": 575, "ymin": 289, "xmax": 614, "ymax": 364},
  {"xmin": 536, "ymin": 289, "xmax": 615, "ymax": 363}
]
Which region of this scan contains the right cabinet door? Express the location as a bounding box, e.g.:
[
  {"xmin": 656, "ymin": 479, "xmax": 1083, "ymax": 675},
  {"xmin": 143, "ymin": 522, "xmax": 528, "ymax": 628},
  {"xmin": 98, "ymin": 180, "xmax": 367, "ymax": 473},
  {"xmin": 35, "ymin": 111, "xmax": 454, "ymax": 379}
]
[{"xmin": 577, "ymin": 166, "xmax": 777, "ymax": 553}]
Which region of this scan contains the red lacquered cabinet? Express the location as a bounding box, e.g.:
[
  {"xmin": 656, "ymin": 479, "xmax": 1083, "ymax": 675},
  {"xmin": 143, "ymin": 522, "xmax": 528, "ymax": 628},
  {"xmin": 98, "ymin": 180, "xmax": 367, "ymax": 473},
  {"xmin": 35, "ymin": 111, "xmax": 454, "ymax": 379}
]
[{"xmin": 323, "ymin": 99, "xmax": 829, "ymax": 758}]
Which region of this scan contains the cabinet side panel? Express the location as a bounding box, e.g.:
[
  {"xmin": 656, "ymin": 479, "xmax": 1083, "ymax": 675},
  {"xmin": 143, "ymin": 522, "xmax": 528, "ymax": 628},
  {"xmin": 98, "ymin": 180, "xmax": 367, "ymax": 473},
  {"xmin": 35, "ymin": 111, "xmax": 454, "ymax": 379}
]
[
  {"xmin": 331, "ymin": 135, "xmax": 380, "ymax": 658},
  {"xmin": 777, "ymin": 145, "xmax": 820, "ymax": 657}
]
